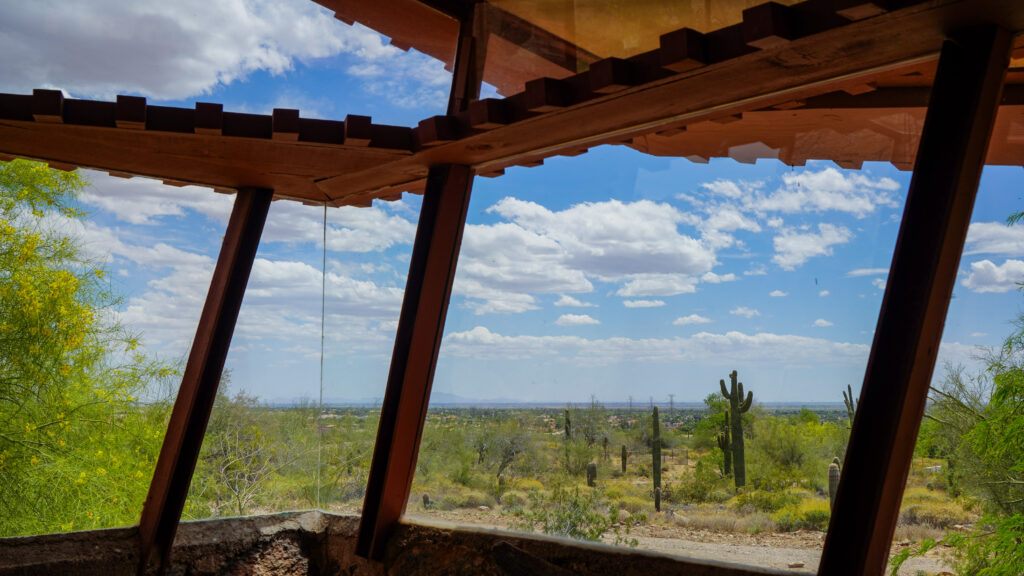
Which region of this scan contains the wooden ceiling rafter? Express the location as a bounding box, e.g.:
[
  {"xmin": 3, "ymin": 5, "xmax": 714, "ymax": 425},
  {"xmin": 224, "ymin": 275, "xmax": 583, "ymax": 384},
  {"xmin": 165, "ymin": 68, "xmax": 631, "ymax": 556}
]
[
  {"xmin": 3, "ymin": 0, "xmax": 1024, "ymax": 210},
  {"xmin": 0, "ymin": 89, "xmax": 415, "ymax": 206},
  {"xmin": 321, "ymin": 0, "xmax": 1024, "ymax": 207}
]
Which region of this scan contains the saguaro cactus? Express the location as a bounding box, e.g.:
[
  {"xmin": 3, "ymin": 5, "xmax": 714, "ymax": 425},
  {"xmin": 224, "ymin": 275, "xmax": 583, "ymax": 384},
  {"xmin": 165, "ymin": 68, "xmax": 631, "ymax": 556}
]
[
  {"xmin": 652, "ymin": 405, "xmax": 662, "ymax": 495},
  {"xmin": 564, "ymin": 408, "xmax": 572, "ymax": 440},
  {"xmin": 587, "ymin": 461, "xmax": 598, "ymax": 487},
  {"xmin": 654, "ymin": 487, "xmax": 662, "ymax": 512},
  {"xmin": 842, "ymin": 384, "xmax": 858, "ymax": 423},
  {"xmin": 621, "ymin": 444, "xmax": 627, "ymax": 473},
  {"xmin": 717, "ymin": 410, "xmax": 732, "ymax": 476},
  {"xmin": 720, "ymin": 370, "xmax": 753, "ymax": 488},
  {"xmin": 717, "ymin": 430, "xmax": 732, "ymax": 476},
  {"xmin": 829, "ymin": 457, "xmax": 841, "ymax": 511}
]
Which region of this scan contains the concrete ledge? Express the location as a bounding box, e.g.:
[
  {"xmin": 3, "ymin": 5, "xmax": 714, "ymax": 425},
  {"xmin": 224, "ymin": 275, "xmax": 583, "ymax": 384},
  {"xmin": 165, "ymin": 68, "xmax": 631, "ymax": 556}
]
[{"xmin": 1, "ymin": 512, "xmax": 792, "ymax": 575}]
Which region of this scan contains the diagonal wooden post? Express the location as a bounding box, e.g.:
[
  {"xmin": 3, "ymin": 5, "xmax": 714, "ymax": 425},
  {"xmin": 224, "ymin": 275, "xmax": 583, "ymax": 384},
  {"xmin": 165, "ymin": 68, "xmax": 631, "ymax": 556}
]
[
  {"xmin": 137, "ymin": 188, "xmax": 273, "ymax": 575},
  {"xmin": 356, "ymin": 164, "xmax": 474, "ymax": 559},
  {"xmin": 819, "ymin": 25, "xmax": 1010, "ymax": 576},
  {"xmin": 356, "ymin": 5, "xmax": 483, "ymax": 561}
]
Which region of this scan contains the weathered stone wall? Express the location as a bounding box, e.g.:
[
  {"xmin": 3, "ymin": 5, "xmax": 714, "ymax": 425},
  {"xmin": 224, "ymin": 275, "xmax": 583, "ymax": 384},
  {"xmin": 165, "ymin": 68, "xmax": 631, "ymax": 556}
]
[{"xmin": 0, "ymin": 512, "xmax": 787, "ymax": 576}]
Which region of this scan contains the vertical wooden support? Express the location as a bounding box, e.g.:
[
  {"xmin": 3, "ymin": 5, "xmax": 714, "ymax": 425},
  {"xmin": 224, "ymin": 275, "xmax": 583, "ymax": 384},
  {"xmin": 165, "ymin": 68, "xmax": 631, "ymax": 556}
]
[
  {"xmin": 356, "ymin": 4, "xmax": 482, "ymax": 561},
  {"xmin": 819, "ymin": 26, "xmax": 1009, "ymax": 576},
  {"xmin": 137, "ymin": 188, "xmax": 273, "ymax": 575}
]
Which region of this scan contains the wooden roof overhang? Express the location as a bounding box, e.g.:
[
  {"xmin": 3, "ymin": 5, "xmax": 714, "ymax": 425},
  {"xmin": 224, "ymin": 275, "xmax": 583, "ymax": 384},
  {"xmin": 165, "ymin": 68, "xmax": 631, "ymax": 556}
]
[{"xmin": 2, "ymin": 0, "xmax": 1023, "ymax": 208}]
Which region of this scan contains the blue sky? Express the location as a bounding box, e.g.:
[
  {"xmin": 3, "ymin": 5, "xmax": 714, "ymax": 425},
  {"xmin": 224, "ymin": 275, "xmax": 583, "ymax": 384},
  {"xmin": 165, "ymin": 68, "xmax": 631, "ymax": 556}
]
[{"xmin": 2, "ymin": 0, "xmax": 1022, "ymax": 404}]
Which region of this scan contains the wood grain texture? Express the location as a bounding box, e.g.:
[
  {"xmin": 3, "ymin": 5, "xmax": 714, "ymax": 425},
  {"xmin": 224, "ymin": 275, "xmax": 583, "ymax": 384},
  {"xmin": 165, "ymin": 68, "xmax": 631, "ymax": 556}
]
[
  {"xmin": 137, "ymin": 188, "xmax": 273, "ymax": 575},
  {"xmin": 819, "ymin": 24, "xmax": 1011, "ymax": 576}
]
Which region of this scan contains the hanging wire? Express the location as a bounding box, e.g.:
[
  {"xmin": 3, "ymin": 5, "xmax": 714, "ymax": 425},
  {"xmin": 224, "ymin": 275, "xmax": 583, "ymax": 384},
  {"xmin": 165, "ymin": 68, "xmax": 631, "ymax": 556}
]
[{"xmin": 316, "ymin": 203, "xmax": 327, "ymax": 509}]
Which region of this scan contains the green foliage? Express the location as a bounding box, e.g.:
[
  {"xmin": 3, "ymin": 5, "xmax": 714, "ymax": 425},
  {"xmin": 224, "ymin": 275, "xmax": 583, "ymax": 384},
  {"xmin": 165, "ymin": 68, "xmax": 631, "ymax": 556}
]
[
  {"xmin": 890, "ymin": 515, "xmax": 1024, "ymax": 576},
  {"xmin": 0, "ymin": 160, "xmax": 178, "ymax": 536},
  {"xmin": 772, "ymin": 499, "xmax": 831, "ymax": 532},
  {"xmin": 676, "ymin": 455, "xmax": 732, "ymax": 504},
  {"xmin": 514, "ymin": 486, "xmax": 610, "ymax": 541},
  {"xmin": 732, "ymin": 489, "xmax": 800, "ymax": 514}
]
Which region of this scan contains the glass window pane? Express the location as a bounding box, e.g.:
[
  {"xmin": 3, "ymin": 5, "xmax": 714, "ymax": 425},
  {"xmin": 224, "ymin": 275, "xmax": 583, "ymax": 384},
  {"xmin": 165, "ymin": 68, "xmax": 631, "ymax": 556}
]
[
  {"xmin": 407, "ymin": 148, "xmax": 909, "ymax": 572},
  {"xmin": 0, "ymin": 162, "xmax": 214, "ymax": 536},
  {"xmin": 183, "ymin": 195, "xmax": 417, "ymax": 519},
  {"xmin": 317, "ymin": 198, "xmax": 418, "ymax": 514}
]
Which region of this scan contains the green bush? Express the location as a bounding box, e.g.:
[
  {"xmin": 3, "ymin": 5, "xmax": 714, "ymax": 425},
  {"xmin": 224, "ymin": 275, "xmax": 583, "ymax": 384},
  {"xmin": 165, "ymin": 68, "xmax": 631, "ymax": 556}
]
[
  {"xmin": 899, "ymin": 502, "xmax": 974, "ymax": 528},
  {"xmin": 733, "ymin": 489, "xmax": 799, "ymax": 513},
  {"xmin": 513, "ymin": 486, "xmax": 610, "ymax": 541}
]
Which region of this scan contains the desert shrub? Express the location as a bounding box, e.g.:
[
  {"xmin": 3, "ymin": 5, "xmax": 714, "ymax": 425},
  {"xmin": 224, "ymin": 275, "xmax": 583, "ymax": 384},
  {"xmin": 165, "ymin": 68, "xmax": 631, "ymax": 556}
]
[
  {"xmin": 561, "ymin": 439, "xmax": 594, "ymax": 476},
  {"xmin": 436, "ymin": 488, "xmax": 494, "ymax": 510},
  {"xmin": 604, "ymin": 486, "xmax": 624, "ymax": 500},
  {"xmin": 735, "ymin": 513, "xmax": 775, "ymax": 534},
  {"xmin": 732, "ymin": 489, "xmax": 799, "ymax": 513},
  {"xmin": 799, "ymin": 503, "xmax": 831, "ymax": 531},
  {"xmin": 772, "ymin": 499, "xmax": 831, "ymax": 531},
  {"xmin": 676, "ymin": 455, "xmax": 731, "ymax": 503},
  {"xmin": 515, "ymin": 478, "xmax": 544, "ymax": 492},
  {"xmin": 615, "ymin": 496, "xmax": 651, "ymax": 514},
  {"xmin": 501, "ymin": 490, "xmax": 529, "ymax": 509},
  {"xmin": 513, "ymin": 486, "xmax": 610, "ymax": 541},
  {"xmin": 671, "ymin": 511, "xmax": 738, "ymax": 532},
  {"xmin": 899, "ymin": 502, "xmax": 975, "ymax": 528},
  {"xmin": 901, "ymin": 487, "xmax": 945, "ymax": 504}
]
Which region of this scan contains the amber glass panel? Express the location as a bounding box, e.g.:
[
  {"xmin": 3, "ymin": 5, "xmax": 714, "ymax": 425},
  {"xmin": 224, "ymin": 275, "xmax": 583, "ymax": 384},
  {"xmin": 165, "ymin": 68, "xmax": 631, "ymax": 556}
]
[{"xmin": 477, "ymin": 0, "xmax": 800, "ymax": 94}]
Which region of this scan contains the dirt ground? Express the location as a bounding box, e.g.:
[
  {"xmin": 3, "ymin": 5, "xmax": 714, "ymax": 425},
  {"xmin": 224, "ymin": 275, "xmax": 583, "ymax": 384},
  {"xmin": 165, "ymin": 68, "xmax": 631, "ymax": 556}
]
[{"xmin": 404, "ymin": 509, "xmax": 952, "ymax": 576}]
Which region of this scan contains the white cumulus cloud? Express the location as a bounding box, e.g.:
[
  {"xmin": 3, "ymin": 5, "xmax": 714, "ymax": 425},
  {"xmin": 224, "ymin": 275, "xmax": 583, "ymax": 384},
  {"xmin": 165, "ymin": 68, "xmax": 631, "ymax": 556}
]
[
  {"xmin": 813, "ymin": 318, "xmax": 834, "ymax": 327},
  {"xmin": 0, "ymin": 1, "xmax": 450, "ymax": 109},
  {"xmin": 555, "ymin": 314, "xmax": 600, "ymax": 326},
  {"xmin": 673, "ymin": 314, "xmax": 712, "ymax": 326},
  {"xmin": 772, "ymin": 223, "xmax": 853, "ymax": 270},
  {"xmin": 961, "ymin": 259, "xmax": 1024, "ymax": 293},
  {"xmin": 769, "ymin": 290, "xmax": 787, "ymax": 297},
  {"xmin": 554, "ymin": 295, "xmax": 596, "ymax": 307},
  {"xmin": 964, "ymin": 222, "xmax": 1024, "ymax": 256},
  {"xmin": 623, "ymin": 300, "xmax": 666, "ymax": 308},
  {"xmin": 730, "ymin": 306, "xmax": 760, "ymax": 318}
]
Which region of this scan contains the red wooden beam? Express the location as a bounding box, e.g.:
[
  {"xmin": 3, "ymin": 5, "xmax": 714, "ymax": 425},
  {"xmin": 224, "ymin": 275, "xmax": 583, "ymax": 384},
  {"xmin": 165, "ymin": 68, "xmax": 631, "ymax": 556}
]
[
  {"xmin": 355, "ymin": 164, "xmax": 474, "ymax": 560},
  {"xmin": 137, "ymin": 188, "xmax": 273, "ymax": 575},
  {"xmin": 357, "ymin": 5, "xmax": 482, "ymax": 560},
  {"xmin": 819, "ymin": 25, "xmax": 1010, "ymax": 576}
]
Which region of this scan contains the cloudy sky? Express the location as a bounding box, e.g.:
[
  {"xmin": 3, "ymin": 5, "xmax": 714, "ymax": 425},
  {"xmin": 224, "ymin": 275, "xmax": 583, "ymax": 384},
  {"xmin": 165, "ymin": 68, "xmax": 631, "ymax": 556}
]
[{"xmin": 3, "ymin": 0, "xmax": 1022, "ymax": 405}]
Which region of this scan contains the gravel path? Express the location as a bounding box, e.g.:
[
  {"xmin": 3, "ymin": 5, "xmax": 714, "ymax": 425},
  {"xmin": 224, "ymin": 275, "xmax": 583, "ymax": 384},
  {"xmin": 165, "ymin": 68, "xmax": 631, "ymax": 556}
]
[
  {"xmin": 618, "ymin": 534, "xmax": 951, "ymax": 575},
  {"xmin": 405, "ymin": 510, "xmax": 953, "ymax": 575}
]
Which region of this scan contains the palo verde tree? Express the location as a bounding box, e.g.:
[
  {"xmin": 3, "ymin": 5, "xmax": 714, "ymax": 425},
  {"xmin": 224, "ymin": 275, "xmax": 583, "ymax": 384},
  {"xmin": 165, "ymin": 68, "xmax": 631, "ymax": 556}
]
[{"xmin": 0, "ymin": 160, "xmax": 174, "ymax": 536}]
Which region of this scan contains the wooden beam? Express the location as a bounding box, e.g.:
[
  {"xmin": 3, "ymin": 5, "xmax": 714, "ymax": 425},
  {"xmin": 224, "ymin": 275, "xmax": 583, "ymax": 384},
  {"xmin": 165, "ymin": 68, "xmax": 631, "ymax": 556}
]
[
  {"xmin": 819, "ymin": 25, "xmax": 1010, "ymax": 576},
  {"xmin": 355, "ymin": 164, "xmax": 474, "ymax": 560},
  {"xmin": 316, "ymin": 0, "xmax": 1024, "ymax": 200},
  {"xmin": 356, "ymin": 4, "xmax": 483, "ymax": 560},
  {"xmin": 137, "ymin": 188, "xmax": 273, "ymax": 575}
]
